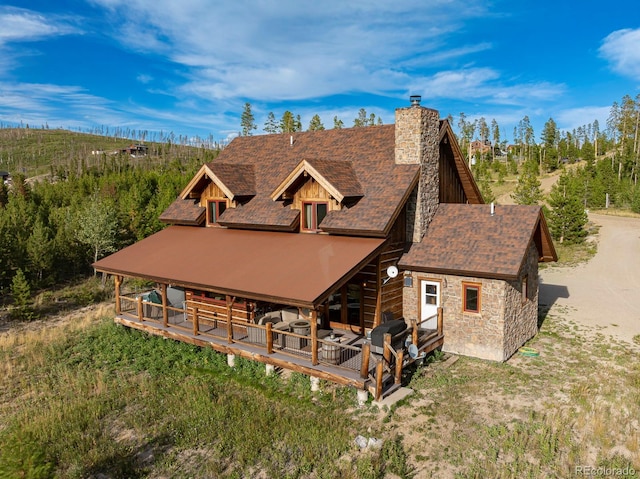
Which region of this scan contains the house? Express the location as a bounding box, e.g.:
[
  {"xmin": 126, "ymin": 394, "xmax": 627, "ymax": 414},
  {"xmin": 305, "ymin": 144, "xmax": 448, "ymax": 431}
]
[
  {"xmin": 0, "ymin": 171, "xmax": 10, "ymax": 183},
  {"xmin": 469, "ymin": 139, "xmax": 492, "ymax": 156},
  {"xmin": 119, "ymin": 144, "xmax": 148, "ymax": 157},
  {"xmin": 94, "ymin": 97, "xmax": 556, "ymax": 399}
]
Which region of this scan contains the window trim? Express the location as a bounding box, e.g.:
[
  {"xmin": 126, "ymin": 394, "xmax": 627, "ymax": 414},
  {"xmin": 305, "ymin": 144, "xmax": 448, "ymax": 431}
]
[
  {"xmin": 301, "ymin": 201, "xmax": 328, "ymax": 232},
  {"xmin": 521, "ymin": 275, "xmax": 528, "ymax": 303},
  {"xmin": 462, "ymin": 282, "xmax": 481, "ymax": 313},
  {"xmin": 206, "ymin": 199, "xmax": 227, "ymax": 226}
]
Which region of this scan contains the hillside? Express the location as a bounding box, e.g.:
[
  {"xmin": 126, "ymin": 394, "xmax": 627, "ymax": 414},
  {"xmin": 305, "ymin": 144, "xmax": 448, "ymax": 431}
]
[{"xmin": 0, "ymin": 127, "xmax": 219, "ymax": 178}]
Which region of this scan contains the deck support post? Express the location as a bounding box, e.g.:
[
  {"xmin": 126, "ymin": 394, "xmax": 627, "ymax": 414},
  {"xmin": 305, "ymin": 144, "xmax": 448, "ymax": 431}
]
[
  {"xmin": 137, "ymin": 296, "xmax": 143, "ymax": 322},
  {"xmin": 311, "ymin": 310, "xmax": 318, "ymax": 365},
  {"xmin": 310, "ymin": 376, "xmax": 320, "ymax": 392},
  {"xmin": 161, "ymin": 284, "xmax": 169, "ymax": 328},
  {"xmin": 227, "ymin": 354, "xmax": 236, "ymax": 368},
  {"xmin": 265, "ymin": 364, "xmax": 275, "ymax": 376},
  {"xmin": 360, "ymin": 342, "xmax": 371, "ymax": 379},
  {"xmin": 114, "ymin": 276, "xmax": 122, "ymax": 315},
  {"xmin": 357, "ymin": 389, "xmax": 369, "ymax": 407},
  {"xmin": 437, "ymin": 306, "xmax": 443, "ymax": 336}
]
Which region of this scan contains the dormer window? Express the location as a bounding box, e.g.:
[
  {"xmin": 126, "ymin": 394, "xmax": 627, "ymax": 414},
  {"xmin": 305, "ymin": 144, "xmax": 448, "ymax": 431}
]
[
  {"xmin": 302, "ymin": 201, "xmax": 327, "ymax": 232},
  {"xmin": 207, "ymin": 200, "xmax": 227, "ymax": 225}
]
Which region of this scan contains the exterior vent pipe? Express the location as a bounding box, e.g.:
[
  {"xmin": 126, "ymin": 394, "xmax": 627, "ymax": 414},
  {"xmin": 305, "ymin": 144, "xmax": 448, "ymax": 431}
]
[
  {"xmin": 290, "ymin": 135, "xmax": 294, "ymax": 146},
  {"xmin": 490, "ymin": 202, "xmax": 495, "ymax": 216}
]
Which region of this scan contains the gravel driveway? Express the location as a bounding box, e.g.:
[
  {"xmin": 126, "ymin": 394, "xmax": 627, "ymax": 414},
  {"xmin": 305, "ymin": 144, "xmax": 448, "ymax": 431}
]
[{"xmin": 539, "ymin": 213, "xmax": 640, "ymax": 344}]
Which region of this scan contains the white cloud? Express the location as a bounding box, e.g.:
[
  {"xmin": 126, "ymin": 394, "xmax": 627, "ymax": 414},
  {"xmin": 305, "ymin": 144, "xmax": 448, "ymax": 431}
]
[
  {"xmin": 0, "ymin": 6, "xmax": 79, "ymax": 45},
  {"xmin": 599, "ymin": 28, "xmax": 640, "ymax": 80},
  {"xmin": 410, "ymin": 68, "xmax": 564, "ymax": 105},
  {"xmin": 555, "ymin": 106, "xmax": 612, "ymax": 133},
  {"xmin": 85, "ymin": 0, "xmax": 493, "ymax": 101}
]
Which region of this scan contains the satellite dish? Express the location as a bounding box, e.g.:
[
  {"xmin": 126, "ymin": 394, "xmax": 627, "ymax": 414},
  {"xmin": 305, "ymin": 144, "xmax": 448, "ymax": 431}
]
[
  {"xmin": 387, "ymin": 265, "xmax": 399, "ymax": 279},
  {"xmin": 408, "ymin": 344, "xmax": 419, "ymax": 359}
]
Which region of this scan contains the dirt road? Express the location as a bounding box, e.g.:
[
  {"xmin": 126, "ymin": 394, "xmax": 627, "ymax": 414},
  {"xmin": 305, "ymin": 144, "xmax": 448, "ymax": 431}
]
[{"xmin": 539, "ymin": 213, "xmax": 640, "ymax": 344}]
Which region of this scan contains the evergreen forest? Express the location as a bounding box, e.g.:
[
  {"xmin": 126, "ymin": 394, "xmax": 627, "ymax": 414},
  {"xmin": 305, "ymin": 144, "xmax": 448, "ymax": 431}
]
[{"xmin": 2, "ymin": 93, "xmax": 640, "ymax": 309}]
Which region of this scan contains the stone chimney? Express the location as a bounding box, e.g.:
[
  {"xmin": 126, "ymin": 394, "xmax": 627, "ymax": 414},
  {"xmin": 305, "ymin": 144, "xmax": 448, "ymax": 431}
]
[{"xmin": 395, "ymin": 96, "xmax": 440, "ymax": 243}]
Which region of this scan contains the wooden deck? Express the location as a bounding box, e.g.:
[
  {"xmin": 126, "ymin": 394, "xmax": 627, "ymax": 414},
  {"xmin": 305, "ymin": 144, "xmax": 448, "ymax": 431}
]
[{"xmin": 115, "ymin": 294, "xmax": 445, "ymax": 397}]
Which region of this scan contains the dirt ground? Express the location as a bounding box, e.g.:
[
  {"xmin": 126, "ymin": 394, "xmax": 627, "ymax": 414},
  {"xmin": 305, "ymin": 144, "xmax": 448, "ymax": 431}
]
[{"xmin": 539, "ymin": 212, "xmax": 640, "ymax": 345}]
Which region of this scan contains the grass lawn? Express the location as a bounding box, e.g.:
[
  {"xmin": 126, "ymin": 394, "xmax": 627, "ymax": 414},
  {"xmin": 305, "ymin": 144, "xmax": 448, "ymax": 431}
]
[
  {"xmin": 0, "ymin": 306, "xmax": 412, "ymax": 479},
  {"xmin": 1, "ymin": 302, "xmax": 639, "ymax": 478}
]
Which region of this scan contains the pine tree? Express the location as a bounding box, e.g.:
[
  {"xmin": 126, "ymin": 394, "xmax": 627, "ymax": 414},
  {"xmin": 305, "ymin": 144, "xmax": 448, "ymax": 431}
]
[
  {"xmin": 479, "ymin": 177, "xmax": 496, "ymax": 204},
  {"xmin": 263, "ymin": 112, "xmax": 278, "ymax": 134},
  {"xmin": 548, "ymin": 172, "xmax": 588, "ymax": 244},
  {"xmin": 240, "ymin": 102, "xmax": 257, "ymax": 136},
  {"xmin": 11, "ymin": 268, "xmax": 34, "ymax": 320},
  {"xmin": 333, "ymin": 116, "xmax": 344, "ymax": 129},
  {"xmin": 280, "ymin": 111, "xmax": 298, "ymax": 133},
  {"xmin": 308, "ymin": 114, "xmax": 325, "ymax": 131},
  {"xmin": 511, "ymin": 160, "xmax": 543, "ymax": 205},
  {"xmin": 354, "ymin": 108, "xmax": 368, "ymax": 127},
  {"xmin": 26, "ymin": 219, "xmax": 53, "ymax": 284}
]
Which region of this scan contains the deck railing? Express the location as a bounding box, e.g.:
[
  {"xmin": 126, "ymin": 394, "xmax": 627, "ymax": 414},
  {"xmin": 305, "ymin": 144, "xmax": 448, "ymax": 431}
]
[{"xmin": 117, "ymin": 293, "xmax": 443, "ymax": 387}]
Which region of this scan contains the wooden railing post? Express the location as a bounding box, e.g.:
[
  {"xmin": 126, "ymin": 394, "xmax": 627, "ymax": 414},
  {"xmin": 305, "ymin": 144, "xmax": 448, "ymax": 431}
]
[
  {"xmin": 437, "ymin": 306, "xmax": 443, "ymax": 336},
  {"xmin": 375, "ymin": 361, "xmax": 384, "ymax": 401},
  {"xmin": 137, "ymin": 296, "xmax": 143, "ymax": 322},
  {"xmin": 193, "ymin": 306, "xmax": 199, "ymax": 336},
  {"xmin": 383, "ymin": 333, "xmax": 392, "ymax": 364},
  {"xmin": 115, "ymin": 276, "xmax": 122, "ymax": 315},
  {"xmin": 360, "ymin": 342, "xmax": 371, "ymax": 379},
  {"xmin": 395, "ymin": 350, "xmax": 404, "ymax": 385},
  {"xmin": 311, "ymin": 310, "xmax": 318, "ymax": 365},
  {"xmin": 411, "ymin": 319, "xmax": 418, "ymax": 345},
  {"xmin": 161, "ymin": 283, "xmax": 169, "ymax": 328},
  {"xmin": 226, "ymin": 295, "xmax": 234, "ymax": 344},
  {"xmin": 374, "ymin": 255, "xmax": 382, "ymax": 328},
  {"xmin": 266, "ymin": 322, "xmax": 273, "ymax": 354}
]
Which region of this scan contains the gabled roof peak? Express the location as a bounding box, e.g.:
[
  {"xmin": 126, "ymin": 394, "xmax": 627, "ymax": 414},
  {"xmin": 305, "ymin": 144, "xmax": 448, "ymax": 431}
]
[{"xmin": 271, "ymin": 158, "xmax": 363, "ymax": 203}]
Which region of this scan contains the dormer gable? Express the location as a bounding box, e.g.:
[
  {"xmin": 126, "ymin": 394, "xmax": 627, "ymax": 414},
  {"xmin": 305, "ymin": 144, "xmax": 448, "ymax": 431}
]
[
  {"xmin": 180, "ymin": 163, "xmax": 256, "ymax": 202},
  {"xmin": 270, "ymin": 159, "xmax": 363, "ymax": 203}
]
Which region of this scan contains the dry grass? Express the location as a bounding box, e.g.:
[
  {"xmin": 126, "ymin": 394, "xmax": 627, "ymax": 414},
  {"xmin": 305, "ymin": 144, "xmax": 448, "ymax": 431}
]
[{"xmin": 376, "ymin": 311, "xmax": 640, "ymax": 478}]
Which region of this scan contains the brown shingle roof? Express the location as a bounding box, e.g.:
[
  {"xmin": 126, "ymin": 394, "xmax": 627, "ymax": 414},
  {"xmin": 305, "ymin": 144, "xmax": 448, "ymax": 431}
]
[
  {"xmin": 303, "ymin": 158, "xmax": 364, "ymax": 199},
  {"xmin": 159, "ymin": 198, "xmax": 205, "ymax": 225},
  {"xmin": 208, "ymin": 126, "xmax": 418, "ymax": 236},
  {"xmin": 270, "ymin": 158, "xmax": 363, "ymax": 203},
  {"xmin": 398, "ymin": 204, "xmax": 557, "ymax": 280},
  {"xmin": 206, "ymin": 163, "xmax": 256, "ymax": 198}
]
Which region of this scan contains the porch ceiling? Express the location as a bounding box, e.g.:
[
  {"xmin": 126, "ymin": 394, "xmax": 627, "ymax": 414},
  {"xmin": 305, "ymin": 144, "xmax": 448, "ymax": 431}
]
[{"xmin": 94, "ymin": 226, "xmax": 385, "ymax": 308}]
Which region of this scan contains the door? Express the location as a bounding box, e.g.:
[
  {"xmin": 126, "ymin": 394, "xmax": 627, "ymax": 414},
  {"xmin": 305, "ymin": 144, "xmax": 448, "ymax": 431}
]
[{"xmin": 420, "ymin": 280, "xmax": 440, "ymax": 329}]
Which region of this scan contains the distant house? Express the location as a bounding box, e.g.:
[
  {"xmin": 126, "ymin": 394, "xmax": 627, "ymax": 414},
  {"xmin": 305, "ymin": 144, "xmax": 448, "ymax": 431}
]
[
  {"xmin": 119, "ymin": 144, "xmax": 148, "ymax": 157},
  {"xmin": 469, "ymin": 139, "xmax": 493, "ymax": 158},
  {"xmin": 94, "ymin": 98, "xmax": 556, "ymax": 399}
]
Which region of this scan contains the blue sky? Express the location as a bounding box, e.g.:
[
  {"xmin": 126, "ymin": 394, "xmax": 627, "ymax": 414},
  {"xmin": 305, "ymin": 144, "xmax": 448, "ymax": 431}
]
[{"xmin": 0, "ymin": 0, "xmax": 638, "ymax": 145}]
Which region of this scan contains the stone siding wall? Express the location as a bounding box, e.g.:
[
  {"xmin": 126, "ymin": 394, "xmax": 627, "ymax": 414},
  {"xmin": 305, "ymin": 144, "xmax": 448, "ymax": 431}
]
[
  {"xmin": 395, "ymin": 106, "xmax": 440, "ymax": 242},
  {"xmin": 402, "ymin": 244, "xmax": 540, "ymax": 361},
  {"xmin": 502, "ymin": 241, "xmax": 539, "ymax": 359}
]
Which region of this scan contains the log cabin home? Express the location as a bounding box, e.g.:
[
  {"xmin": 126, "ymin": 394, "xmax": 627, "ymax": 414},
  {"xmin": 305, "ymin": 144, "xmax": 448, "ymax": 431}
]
[{"xmin": 94, "ymin": 97, "xmax": 556, "ymax": 400}]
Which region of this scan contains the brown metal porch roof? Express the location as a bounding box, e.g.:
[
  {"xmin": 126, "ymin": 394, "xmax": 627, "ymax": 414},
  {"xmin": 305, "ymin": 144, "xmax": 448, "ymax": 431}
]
[{"xmin": 94, "ymin": 226, "xmax": 385, "ymax": 308}]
